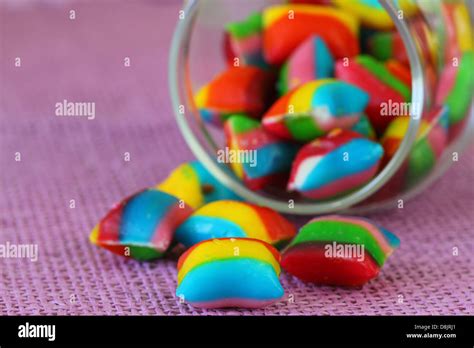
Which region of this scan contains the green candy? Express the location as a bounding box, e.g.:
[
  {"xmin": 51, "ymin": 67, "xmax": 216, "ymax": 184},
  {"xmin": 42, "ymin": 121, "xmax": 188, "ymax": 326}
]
[
  {"xmin": 289, "ymin": 220, "xmax": 389, "ymax": 266},
  {"xmin": 356, "ymin": 55, "xmax": 411, "ymax": 101},
  {"xmin": 226, "ymin": 12, "xmax": 262, "ymax": 39},
  {"xmin": 445, "ymin": 51, "xmax": 474, "ymax": 125}
]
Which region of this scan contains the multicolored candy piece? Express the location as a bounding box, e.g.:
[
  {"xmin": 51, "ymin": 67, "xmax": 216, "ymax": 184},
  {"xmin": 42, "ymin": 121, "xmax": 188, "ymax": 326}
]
[
  {"xmin": 335, "ymin": 55, "xmax": 411, "ymax": 134},
  {"xmin": 263, "ymin": 79, "xmax": 369, "ymax": 142},
  {"xmin": 381, "ymin": 106, "xmax": 448, "ymax": 187},
  {"xmin": 333, "ymin": 0, "xmax": 417, "ymax": 30},
  {"xmin": 278, "ymin": 35, "xmax": 334, "ymax": 95},
  {"xmin": 158, "ymin": 161, "xmax": 242, "ymax": 209},
  {"xmin": 224, "ymin": 114, "xmax": 298, "ymax": 190},
  {"xmin": 224, "ymin": 12, "xmax": 268, "ymax": 68},
  {"xmin": 288, "ymin": 129, "xmax": 384, "ymax": 200},
  {"xmin": 262, "ymin": 4, "xmax": 359, "ymax": 65},
  {"xmin": 175, "ymin": 200, "xmax": 297, "ymax": 248},
  {"xmin": 281, "ymin": 215, "xmax": 400, "ymax": 287},
  {"xmin": 176, "ymin": 238, "xmax": 284, "ymax": 308},
  {"xmin": 195, "ymin": 66, "xmax": 274, "ymax": 125},
  {"xmin": 89, "ymin": 189, "xmax": 193, "ymax": 261}
]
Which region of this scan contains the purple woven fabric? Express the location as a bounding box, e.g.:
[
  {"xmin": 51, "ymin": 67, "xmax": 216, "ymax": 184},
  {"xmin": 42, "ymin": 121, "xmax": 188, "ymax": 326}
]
[{"xmin": 1, "ymin": 0, "xmax": 473, "ymax": 316}]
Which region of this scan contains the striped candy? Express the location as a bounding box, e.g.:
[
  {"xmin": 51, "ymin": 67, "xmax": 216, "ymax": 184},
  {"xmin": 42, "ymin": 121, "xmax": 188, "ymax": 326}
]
[
  {"xmin": 224, "ymin": 12, "xmax": 268, "ymax": 68},
  {"xmin": 176, "ymin": 238, "xmax": 284, "ymax": 308},
  {"xmin": 281, "ymin": 215, "xmax": 400, "ymax": 286},
  {"xmin": 263, "ymin": 79, "xmax": 369, "ymax": 142},
  {"xmin": 195, "ymin": 66, "xmax": 274, "ymax": 125},
  {"xmin": 288, "ymin": 129, "xmax": 384, "ymax": 200},
  {"xmin": 158, "ymin": 161, "xmax": 242, "ymax": 209},
  {"xmin": 89, "ymin": 189, "xmax": 193, "ymax": 261},
  {"xmin": 262, "ymin": 4, "xmax": 359, "ymax": 65},
  {"xmin": 333, "ymin": 0, "xmax": 417, "ymax": 30},
  {"xmin": 278, "ymin": 35, "xmax": 334, "ymax": 95},
  {"xmin": 224, "ymin": 114, "xmax": 298, "ymax": 190},
  {"xmin": 381, "ymin": 106, "xmax": 448, "ymax": 187},
  {"xmin": 335, "ymin": 55, "xmax": 411, "ymax": 134},
  {"xmin": 175, "ymin": 200, "xmax": 296, "ymax": 248}
]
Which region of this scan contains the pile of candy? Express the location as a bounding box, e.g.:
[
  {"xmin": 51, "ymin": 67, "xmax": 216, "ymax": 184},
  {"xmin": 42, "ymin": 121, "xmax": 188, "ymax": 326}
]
[
  {"xmin": 90, "ymin": 160, "xmax": 399, "ymax": 308},
  {"xmin": 202, "ymin": 1, "xmax": 473, "ymax": 197}
]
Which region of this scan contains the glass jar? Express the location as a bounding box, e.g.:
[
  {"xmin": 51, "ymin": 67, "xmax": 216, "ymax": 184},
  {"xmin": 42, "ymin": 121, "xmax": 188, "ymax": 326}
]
[{"xmin": 169, "ymin": 0, "xmax": 473, "ymax": 215}]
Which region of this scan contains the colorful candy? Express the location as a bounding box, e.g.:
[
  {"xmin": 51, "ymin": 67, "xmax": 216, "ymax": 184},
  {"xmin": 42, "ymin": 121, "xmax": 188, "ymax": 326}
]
[
  {"xmin": 175, "ymin": 200, "xmax": 296, "ymax": 248},
  {"xmin": 281, "ymin": 215, "xmax": 400, "ymax": 287},
  {"xmin": 351, "ymin": 114, "xmax": 376, "ymax": 140},
  {"xmin": 224, "ymin": 12, "xmax": 268, "ymax": 68},
  {"xmin": 333, "ymin": 0, "xmax": 417, "ymax": 30},
  {"xmin": 224, "ymin": 114, "xmax": 298, "ymax": 190},
  {"xmin": 441, "ymin": 2, "xmax": 473, "ymax": 65},
  {"xmin": 263, "ymin": 79, "xmax": 369, "ymax": 142},
  {"xmin": 381, "ymin": 106, "xmax": 448, "ymax": 187},
  {"xmin": 288, "ymin": 129, "xmax": 384, "ymax": 200},
  {"xmin": 335, "ymin": 55, "xmax": 411, "ymax": 134},
  {"xmin": 195, "ymin": 66, "xmax": 274, "ymax": 125},
  {"xmin": 158, "ymin": 161, "xmax": 242, "ymax": 209},
  {"xmin": 366, "ymin": 30, "xmax": 409, "ymax": 65},
  {"xmin": 278, "ymin": 35, "xmax": 334, "ymax": 95},
  {"xmin": 436, "ymin": 51, "xmax": 474, "ymax": 127},
  {"xmin": 176, "ymin": 238, "xmax": 284, "ymax": 308},
  {"xmin": 90, "ymin": 189, "xmax": 193, "ymax": 260},
  {"xmin": 385, "ymin": 59, "xmax": 412, "ymax": 87},
  {"xmin": 262, "ymin": 4, "xmax": 359, "ymax": 65},
  {"xmin": 367, "ymin": 19, "xmax": 437, "ymax": 67}
]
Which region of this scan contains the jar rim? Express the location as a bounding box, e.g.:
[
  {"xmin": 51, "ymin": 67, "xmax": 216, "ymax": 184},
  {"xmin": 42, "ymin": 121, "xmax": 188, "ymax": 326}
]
[{"xmin": 169, "ymin": 0, "xmax": 424, "ymax": 215}]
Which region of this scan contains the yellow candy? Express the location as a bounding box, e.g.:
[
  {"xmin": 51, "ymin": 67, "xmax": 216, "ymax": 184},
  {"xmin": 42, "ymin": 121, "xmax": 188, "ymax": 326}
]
[
  {"xmin": 157, "ymin": 163, "xmax": 203, "ymax": 209},
  {"xmin": 332, "ymin": 0, "xmax": 417, "ymax": 30}
]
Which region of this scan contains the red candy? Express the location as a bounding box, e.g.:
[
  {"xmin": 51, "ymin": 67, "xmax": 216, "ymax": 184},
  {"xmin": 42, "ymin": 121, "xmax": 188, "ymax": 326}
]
[
  {"xmin": 195, "ymin": 66, "xmax": 275, "ymax": 124},
  {"xmin": 281, "ymin": 243, "xmax": 380, "ymax": 286},
  {"xmin": 262, "ymin": 5, "xmax": 359, "ymax": 65}
]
